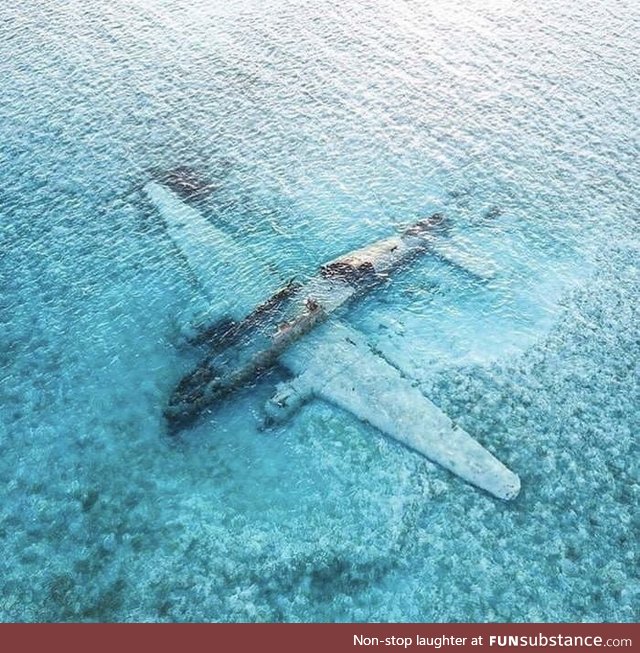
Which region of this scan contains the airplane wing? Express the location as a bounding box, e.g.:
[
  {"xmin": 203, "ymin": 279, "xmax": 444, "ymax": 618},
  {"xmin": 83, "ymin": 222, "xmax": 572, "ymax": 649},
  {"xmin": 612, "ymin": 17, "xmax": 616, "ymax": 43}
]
[
  {"xmin": 144, "ymin": 181, "xmax": 282, "ymax": 320},
  {"xmin": 267, "ymin": 321, "xmax": 520, "ymax": 500}
]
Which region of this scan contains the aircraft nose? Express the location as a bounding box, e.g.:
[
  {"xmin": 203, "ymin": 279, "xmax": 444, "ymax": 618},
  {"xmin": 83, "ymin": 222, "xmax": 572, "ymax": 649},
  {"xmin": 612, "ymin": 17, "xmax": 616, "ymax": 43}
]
[{"xmin": 164, "ymin": 405, "xmax": 195, "ymax": 435}]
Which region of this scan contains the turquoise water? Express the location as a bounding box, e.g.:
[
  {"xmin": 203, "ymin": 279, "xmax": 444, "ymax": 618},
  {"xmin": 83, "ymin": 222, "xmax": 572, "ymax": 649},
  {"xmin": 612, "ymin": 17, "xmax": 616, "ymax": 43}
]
[{"xmin": 1, "ymin": 0, "xmax": 638, "ymax": 622}]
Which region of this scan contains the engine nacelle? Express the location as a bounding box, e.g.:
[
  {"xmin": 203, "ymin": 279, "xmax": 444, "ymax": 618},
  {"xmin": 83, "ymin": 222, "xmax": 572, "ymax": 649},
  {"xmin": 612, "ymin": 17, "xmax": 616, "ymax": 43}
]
[{"xmin": 262, "ymin": 379, "xmax": 312, "ymax": 427}]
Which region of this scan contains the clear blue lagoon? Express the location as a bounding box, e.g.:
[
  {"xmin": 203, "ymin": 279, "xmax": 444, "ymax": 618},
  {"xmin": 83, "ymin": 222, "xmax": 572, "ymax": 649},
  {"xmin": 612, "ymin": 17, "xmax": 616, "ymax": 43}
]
[{"xmin": 0, "ymin": 0, "xmax": 638, "ymax": 621}]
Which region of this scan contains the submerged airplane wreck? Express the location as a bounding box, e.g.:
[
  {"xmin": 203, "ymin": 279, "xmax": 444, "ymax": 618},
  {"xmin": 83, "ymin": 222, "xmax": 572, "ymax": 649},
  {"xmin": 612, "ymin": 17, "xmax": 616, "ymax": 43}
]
[{"xmin": 144, "ymin": 178, "xmax": 521, "ymax": 501}]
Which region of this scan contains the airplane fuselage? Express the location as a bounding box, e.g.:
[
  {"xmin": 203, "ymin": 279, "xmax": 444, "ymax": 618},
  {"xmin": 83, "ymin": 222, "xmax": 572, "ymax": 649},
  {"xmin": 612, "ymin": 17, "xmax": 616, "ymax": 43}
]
[{"xmin": 165, "ymin": 214, "xmax": 448, "ymax": 431}]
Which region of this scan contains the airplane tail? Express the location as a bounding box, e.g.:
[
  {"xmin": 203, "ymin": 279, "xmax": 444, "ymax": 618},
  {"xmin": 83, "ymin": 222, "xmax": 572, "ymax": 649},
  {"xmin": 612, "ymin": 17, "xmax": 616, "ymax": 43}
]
[{"xmin": 431, "ymin": 238, "xmax": 497, "ymax": 280}]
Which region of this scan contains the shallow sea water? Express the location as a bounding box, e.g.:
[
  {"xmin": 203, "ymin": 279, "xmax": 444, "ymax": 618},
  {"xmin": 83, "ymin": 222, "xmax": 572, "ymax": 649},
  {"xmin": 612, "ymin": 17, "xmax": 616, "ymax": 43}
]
[{"xmin": 0, "ymin": 0, "xmax": 638, "ymax": 622}]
